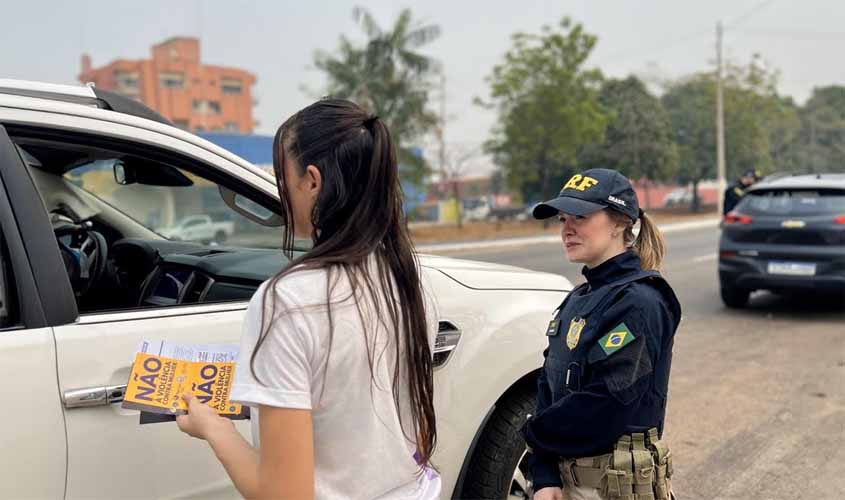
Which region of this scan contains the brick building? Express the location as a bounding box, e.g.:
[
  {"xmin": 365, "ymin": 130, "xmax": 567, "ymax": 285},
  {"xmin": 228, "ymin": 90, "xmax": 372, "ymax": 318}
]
[{"xmin": 78, "ymin": 37, "xmax": 256, "ymax": 133}]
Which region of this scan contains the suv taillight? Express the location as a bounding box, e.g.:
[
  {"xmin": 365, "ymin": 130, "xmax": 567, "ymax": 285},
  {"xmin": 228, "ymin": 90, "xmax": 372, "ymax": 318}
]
[
  {"xmin": 724, "ymin": 212, "xmax": 753, "ymax": 225},
  {"xmin": 834, "ymin": 215, "xmax": 845, "ymax": 225}
]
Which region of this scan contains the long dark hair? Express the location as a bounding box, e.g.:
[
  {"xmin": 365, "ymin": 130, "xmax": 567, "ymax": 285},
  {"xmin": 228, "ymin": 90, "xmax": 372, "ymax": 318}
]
[{"xmin": 250, "ymin": 99, "xmax": 436, "ymax": 465}]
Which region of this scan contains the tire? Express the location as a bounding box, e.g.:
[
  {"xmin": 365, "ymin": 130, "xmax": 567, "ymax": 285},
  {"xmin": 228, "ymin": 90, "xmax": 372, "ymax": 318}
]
[
  {"xmin": 721, "ymin": 286, "xmax": 750, "ymax": 308},
  {"xmin": 214, "ymin": 231, "xmax": 227, "ymax": 244},
  {"xmin": 460, "ymin": 386, "xmax": 536, "ymax": 499}
]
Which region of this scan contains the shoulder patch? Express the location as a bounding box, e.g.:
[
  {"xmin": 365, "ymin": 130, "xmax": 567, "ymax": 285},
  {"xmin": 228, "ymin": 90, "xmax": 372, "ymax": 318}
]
[{"xmin": 597, "ymin": 323, "xmax": 635, "ymax": 356}]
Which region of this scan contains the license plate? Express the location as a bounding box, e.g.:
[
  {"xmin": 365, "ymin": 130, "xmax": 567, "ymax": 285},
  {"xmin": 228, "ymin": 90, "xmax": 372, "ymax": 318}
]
[{"xmin": 767, "ymin": 261, "xmax": 816, "ymax": 276}]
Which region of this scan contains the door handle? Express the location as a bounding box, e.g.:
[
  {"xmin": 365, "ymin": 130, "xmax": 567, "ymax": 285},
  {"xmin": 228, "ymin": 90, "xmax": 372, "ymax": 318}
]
[{"xmin": 64, "ymin": 385, "xmax": 127, "ymax": 409}]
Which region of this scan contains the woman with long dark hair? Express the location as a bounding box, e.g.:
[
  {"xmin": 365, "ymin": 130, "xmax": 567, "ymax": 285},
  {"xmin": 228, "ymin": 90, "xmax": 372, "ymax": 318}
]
[{"xmin": 176, "ymin": 99, "xmax": 440, "ymax": 499}]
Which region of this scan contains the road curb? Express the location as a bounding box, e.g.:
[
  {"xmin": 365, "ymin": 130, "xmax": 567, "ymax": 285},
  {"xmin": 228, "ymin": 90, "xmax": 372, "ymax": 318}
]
[{"xmin": 416, "ymin": 218, "xmax": 720, "ymax": 253}]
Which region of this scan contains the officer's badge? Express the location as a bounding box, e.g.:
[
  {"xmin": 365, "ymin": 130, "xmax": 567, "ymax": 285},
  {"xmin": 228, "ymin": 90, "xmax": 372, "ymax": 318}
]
[{"xmin": 566, "ymin": 317, "xmax": 586, "ymax": 350}]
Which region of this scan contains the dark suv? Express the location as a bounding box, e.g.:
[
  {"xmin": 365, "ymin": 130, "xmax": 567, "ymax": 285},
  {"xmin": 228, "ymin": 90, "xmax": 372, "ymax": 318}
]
[{"xmin": 718, "ymin": 173, "xmax": 845, "ymax": 308}]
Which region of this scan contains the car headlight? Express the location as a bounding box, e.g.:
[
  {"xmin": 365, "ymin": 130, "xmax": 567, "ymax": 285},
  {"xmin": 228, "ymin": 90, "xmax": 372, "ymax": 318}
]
[{"xmin": 434, "ymin": 321, "xmax": 461, "ymax": 369}]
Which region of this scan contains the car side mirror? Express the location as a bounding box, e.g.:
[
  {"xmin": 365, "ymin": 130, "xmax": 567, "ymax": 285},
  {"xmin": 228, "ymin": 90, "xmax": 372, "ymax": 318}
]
[{"xmin": 113, "ymin": 161, "xmax": 136, "ymax": 185}]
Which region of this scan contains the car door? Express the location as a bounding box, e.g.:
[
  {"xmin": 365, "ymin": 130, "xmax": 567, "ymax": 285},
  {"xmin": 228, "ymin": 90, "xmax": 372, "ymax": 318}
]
[
  {"xmin": 0, "ymin": 126, "xmax": 69, "ymax": 499},
  {"xmin": 55, "ymin": 301, "xmax": 251, "ymax": 499},
  {"xmin": 1, "ymin": 115, "xmax": 282, "ymax": 499}
]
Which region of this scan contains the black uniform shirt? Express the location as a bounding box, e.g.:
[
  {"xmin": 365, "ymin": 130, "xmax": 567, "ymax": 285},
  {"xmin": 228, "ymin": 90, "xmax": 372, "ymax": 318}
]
[
  {"xmin": 723, "ymin": 181, "xmax": 747, "ymax": 215},
  {"xmin": 522, "ymin": 250, "xmax": 681, "ymax": 491}
]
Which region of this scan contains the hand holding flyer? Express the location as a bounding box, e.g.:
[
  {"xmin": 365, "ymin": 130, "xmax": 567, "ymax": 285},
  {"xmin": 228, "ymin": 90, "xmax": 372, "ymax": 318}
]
[{"xmin": 122, "ymin": 340, "xmax": 249, "ymax": 423}]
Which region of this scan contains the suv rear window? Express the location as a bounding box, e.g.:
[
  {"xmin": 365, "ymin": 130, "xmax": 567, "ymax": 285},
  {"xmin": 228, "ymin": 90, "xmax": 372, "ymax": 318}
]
[{"xmin": 737, "ymin": 189, "xmax": 845, "ymax": 216}]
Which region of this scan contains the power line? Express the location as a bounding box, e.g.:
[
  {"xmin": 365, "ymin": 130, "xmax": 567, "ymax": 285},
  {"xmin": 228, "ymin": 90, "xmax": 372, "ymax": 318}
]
[
  {"xmin": 596, "ymin": 1, "xmax": 775, "ymax": 67},
  {"xmin": 725, "ymin": 0, "xmax": 777, "ymax": 29},
  {"xmin": 598, "ymin": 28, "xmax": 712, "ymax": 64},
  {"xmin": 734, "ymin": 29, "xmax": 845, "ymax": 41},
  {"xmin": 597, "ymin": 2, "xmax": 773, "ymax": 65}
]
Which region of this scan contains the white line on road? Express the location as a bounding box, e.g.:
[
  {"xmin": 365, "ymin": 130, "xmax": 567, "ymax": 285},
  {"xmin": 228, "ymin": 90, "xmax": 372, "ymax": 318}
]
[{"xmin": 692, "ymin": 253, "xmax": 718, "ymax": 263}]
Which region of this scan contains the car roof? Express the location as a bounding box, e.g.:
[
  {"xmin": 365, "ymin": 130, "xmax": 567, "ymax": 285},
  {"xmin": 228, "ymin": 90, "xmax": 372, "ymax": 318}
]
[
  {"xmin": 0, "ymin": 79, "xmax": 275, "ymax": 186},
  {"xmin": 0, "ymin": 79, "xmax": 172, "ymax": 125},
  {"xmin": 749, "ymin": 173, "xmax": 845, "ymax": 192}
]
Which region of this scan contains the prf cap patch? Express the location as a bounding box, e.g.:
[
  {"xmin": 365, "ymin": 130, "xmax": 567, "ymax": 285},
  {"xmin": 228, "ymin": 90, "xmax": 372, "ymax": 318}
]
[
  {"xmin": 562, "ymin": 174, "xmax": 599, "ymax": 192},
  {"xmin": 598, "ymin": 323, "xmax": 635, "ymax": 356}
]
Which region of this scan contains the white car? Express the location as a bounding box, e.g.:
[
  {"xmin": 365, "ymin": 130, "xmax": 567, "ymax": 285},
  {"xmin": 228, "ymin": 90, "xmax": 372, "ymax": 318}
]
[
  {"xmin": 0, "ymin": 80, "xmax": 571, "ymax": 499},
  {"xmin": 157, "ymin": 214, "xmax": 236, "ymax": 243},
  {"xmin": 663, "ymin": 187, "xmax": 693, "ymax": 207}
]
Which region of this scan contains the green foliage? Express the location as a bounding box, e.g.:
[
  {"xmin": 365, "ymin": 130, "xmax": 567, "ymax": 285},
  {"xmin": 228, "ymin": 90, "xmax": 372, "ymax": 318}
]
[
  {"xmin": 579, "ymin": 76, "xmax": 679, "ymax": 184},
  {"xmin": 479, "ymin": 18, "xmax": 608, "ymax": 203},
  {"xmin": 313, "ymin": 7, "xmax": 441, "ymax": 185}
]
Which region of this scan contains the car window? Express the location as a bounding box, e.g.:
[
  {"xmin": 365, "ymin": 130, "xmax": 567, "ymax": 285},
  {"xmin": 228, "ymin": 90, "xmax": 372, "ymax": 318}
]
[
  {"xmin": 0, "ymin": 233, "xmax": 16, "ymax": 330},
  {"xmin": 738, "ymin": 189, "xmax": 845, "ymax": 216},
  {"xmin": 65, "ymin": 160, "xmax": 282, "ymax": 247}
]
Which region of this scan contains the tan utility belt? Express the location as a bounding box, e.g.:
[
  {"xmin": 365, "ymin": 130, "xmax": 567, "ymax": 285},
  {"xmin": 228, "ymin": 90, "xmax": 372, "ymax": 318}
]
[{"xmin": 559, "ymin": 428, "xmax": 674, "ymax": 500}]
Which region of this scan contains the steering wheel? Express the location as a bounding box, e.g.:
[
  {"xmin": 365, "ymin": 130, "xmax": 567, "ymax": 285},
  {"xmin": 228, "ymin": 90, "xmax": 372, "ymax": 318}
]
[{"xmin": 53, "ymin": 213, "xmax": 109, "ymax": 297}]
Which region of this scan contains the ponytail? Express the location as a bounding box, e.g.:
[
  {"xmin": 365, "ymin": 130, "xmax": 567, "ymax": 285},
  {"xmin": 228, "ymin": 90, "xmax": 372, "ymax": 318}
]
[
  {"xmin": 634, "ymin": 211, "xmax": 666, "ymax": 271},
  {"xmin": 610, "ymin": 209, "xmax": 666, "ymax": 271}
]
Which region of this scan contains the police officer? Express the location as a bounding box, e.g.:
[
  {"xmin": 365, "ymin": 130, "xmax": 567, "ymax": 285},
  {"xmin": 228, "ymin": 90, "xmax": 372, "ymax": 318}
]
[
  {"xmin": 522, "ymin": 168, "xmax": 681, "ymax": 500},
  {"xmin": 723, "ymin": 169, "xmax": 760, "ymax": 215}
]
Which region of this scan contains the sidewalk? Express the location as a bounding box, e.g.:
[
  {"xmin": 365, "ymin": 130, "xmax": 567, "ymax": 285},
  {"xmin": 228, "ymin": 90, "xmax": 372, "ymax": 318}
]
[{"xmin": 416, "ymin": 218, "xmax": 720, "ymax": 254}]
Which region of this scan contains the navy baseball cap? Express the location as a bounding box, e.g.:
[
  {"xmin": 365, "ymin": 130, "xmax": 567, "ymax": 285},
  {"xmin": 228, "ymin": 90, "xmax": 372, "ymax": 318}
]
[
  {"xmin": 743, "ymin": 169, "xmax": 761, "ymax": 180},
  {"xmin": 532, "ymin": 168, "xmax": 640, "ymax": 221}
]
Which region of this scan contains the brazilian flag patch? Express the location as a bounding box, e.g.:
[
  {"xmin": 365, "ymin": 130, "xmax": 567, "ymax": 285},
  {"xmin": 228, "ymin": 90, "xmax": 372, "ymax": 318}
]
[{"xmin": 598, "ymin": 323, "xmax": 635, "ymax": 356}]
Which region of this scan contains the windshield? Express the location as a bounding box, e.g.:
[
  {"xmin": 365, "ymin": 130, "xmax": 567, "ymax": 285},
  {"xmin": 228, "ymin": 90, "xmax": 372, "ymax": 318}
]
[
  {"xmin": 737, "ymin": 189, "xmax": 845, "ymax": 216},
  {"xmin": 65, "ymin": 159, "xmax": 284, "ymax": 248}
]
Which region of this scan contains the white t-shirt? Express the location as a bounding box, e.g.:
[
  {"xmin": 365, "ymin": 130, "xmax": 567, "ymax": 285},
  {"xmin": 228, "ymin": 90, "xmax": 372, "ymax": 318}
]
[{"xmin": 230, "ymin": 256, "xmax": 441, "ymax": 500}]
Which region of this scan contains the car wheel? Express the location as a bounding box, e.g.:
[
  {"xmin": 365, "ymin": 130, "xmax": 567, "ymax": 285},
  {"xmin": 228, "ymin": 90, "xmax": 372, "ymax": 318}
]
[
  {"xmin": 720, "ymin": 286, "xmax": 750, "ymax": 308},
  {"xmin": 214, "ymin": 231, "xmax": 227, "ymax": 244},
  {"xmin": 460, "ymin": 386, "xmax": 535, "ymax": 499}
]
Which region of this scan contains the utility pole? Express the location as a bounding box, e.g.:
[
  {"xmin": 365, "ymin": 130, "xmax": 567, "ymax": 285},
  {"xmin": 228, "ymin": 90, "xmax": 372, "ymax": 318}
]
[
  {"xmin": 438, "ymin": 72, "xmax": 447, "ymax": 182},
  {"xmin": 716, "ymin": 21, "xmax": 727, "ymax": 215},
  {"xmin": 437, "ymin": 72, "xmax": 462, "ymax": 226}
]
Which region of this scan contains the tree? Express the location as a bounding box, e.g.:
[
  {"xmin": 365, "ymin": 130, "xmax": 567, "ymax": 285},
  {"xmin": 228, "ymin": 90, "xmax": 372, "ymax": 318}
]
[
  {"xmin": 579, "ymin": 76, "xmax": 679, "ymax": 209},
  {"xmin": 791, "ymin": 86, "xmax": 845, "ymax": 173},
  {"xmin": 313, "ymin": 7, "xmax": 441, "ymax": 185},
  {"xmin": 478, "ymin": 18, "xmax": 608, "ymax": 204},
  {"xmin": 661, "ymin": 55, "xmax": 798, "ymax": 210}
]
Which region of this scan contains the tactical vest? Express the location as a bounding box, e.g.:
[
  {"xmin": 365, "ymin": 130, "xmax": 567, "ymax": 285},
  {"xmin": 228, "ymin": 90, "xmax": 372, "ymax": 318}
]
[
  {"xmin": 544, "ymin": 270, "xmax": 677, "ymax": 500},
  {"xmin": 545, "ymin": 270, "xmax": 672, "ymax": 401}
]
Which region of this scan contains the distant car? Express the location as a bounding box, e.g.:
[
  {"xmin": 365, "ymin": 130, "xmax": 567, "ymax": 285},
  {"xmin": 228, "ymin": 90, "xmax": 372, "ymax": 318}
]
[
  {"xmin": 718, "ymin": 173, "xmax": 845, "ymax": 307},
  {"xmin": 663, "ymin": 187, "xmax": 692, "ymax": 207},
  {"xmin": 487, "ymin": 204, "xmax": 530, "ymax": 222},
  {"xmin": 157, "ymin": 214, "xmax": 235, "ymax": 243},
  {"xmin": 462, "ymin": 196, "xmax": 492, "ymax": 221}
]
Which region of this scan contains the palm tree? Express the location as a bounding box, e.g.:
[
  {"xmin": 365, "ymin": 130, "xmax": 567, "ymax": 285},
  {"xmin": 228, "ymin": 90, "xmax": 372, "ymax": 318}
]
[{"xmin": 314, "ymin": 7, "xmax": 442, "ymax": 185}]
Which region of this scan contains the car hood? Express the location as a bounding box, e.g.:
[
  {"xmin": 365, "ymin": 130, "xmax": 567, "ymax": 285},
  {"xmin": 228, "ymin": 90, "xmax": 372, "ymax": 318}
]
[{"xmin": 418, "ymin": 254, "xmax": 571, "ymax": 292}]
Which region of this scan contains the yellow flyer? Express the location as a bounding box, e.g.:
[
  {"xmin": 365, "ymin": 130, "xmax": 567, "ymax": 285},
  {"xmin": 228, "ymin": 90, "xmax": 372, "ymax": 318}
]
[{"xmin": 122, "ymin": 351, "xmax": 247, "ymax": 419}]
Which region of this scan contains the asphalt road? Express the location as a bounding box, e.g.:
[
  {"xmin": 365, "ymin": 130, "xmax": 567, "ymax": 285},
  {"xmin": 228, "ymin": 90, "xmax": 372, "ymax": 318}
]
[{"xmin": 441, "ymin": 226, "xmax": 845, "ymax": 500}]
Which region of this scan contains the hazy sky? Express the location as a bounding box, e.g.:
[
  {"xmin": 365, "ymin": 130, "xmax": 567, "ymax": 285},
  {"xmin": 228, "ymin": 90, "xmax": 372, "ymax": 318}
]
[{"xmin": 3, "ymin": 0, "xmax": 844, "ymax": 172}]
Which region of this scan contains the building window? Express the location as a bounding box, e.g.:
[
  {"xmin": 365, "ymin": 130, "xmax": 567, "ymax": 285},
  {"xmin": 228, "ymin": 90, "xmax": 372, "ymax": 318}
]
[
  {"xmin": 224, "ymin": 122, "xmax": 239, "ymax": 133},
  {"xmin": 115, "ymin": 71, "xmax": 139, "ymax": 89},
  {"xmin": 114, "ymin": 71, "xmax": 139, "ymax": 95},
  {"xmin": 159, "ymin": 72, "xmax": 185, "ymax": 89},
  {"xmin": 221, "ymin": 78, "xmax": 242, "ymax": 94},
  {"xmin": 192, "ymin": 100, "xmax": 221, "ymax": 114}
]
